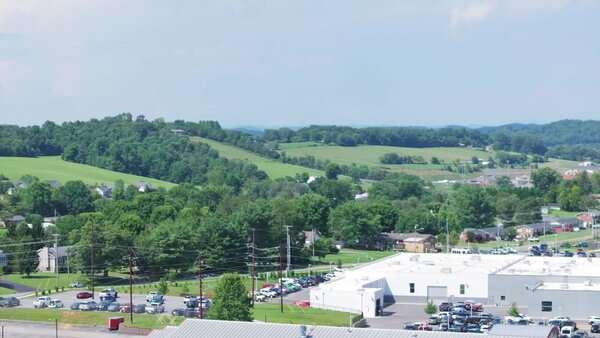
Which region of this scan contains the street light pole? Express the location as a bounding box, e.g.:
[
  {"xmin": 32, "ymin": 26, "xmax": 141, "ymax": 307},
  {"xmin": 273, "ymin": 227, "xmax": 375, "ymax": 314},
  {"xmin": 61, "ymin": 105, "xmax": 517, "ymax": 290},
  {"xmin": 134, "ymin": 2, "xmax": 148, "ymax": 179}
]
[{"xmin": 446, "ymin": 217, "xmax": 449, "ymax": 253}]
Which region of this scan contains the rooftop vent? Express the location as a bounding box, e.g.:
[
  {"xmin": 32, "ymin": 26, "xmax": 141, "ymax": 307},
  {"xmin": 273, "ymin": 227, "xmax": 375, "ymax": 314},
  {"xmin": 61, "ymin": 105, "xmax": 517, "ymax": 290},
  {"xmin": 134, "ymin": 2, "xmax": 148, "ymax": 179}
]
[
  {"xmin": 410, "ymin": 255, "xmax": 420, "ymax": 262},
  {"xmin": 560, "ymin": 284, "xmax": 569, "ymax": 289},
  {"xmin": 441, "ymin": 267, "xmax": 452, "ymax": 274},
  {"xmin": 584, "ymin": 280, "xmax": 592, "ymax": 286}
]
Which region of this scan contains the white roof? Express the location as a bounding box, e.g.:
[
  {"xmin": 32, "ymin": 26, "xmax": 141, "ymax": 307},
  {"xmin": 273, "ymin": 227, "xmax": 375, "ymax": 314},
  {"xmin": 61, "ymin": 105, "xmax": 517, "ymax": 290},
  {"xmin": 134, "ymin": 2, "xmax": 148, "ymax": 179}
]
[
  {"xmin": 538, "ymin": 282, "xmax": 600, "ymax": 291},
  {"xmin": 316, "ymin": 253, "xmax": 522, "ymax": 291},
  {"xmin": 495, "ymin": 256, "xmax": 600, "ymax": 277}
]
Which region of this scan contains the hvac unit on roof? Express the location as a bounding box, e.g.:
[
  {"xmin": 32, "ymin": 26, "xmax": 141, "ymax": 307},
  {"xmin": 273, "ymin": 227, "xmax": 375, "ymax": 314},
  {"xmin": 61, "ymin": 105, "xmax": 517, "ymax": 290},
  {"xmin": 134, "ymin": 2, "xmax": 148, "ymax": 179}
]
[
  {"xmin": 471, "ymin": 255, "xmax": 481, "ymax": 261},
  {"xmin": 441, "ymin": 267, "xmax": 452, "ymax": 274},
  {"xmin": 410, "ymin": 255, "xmax": 420, "ymax": 262},
  {"xmin": 564, "ymin": 269, "xmax": 571, "ymax": 275},
  {"xmin": 560, "ymin": 284, "xmax": 569, "ymax": 289},
  {"xmin": 524, "ymin": 260, "xmax": 531, "ymax": 265},
  {"xmin": 584, "ymin": 280, "xmax": 592, "ymax": 286}
]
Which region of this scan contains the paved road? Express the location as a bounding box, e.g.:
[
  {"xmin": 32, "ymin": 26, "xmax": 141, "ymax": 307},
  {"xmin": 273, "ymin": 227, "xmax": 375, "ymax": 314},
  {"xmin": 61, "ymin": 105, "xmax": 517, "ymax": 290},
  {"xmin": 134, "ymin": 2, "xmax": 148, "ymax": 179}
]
[{"xmin": 0, "ymin": 277, "xmax": 36, "ymax": 293}]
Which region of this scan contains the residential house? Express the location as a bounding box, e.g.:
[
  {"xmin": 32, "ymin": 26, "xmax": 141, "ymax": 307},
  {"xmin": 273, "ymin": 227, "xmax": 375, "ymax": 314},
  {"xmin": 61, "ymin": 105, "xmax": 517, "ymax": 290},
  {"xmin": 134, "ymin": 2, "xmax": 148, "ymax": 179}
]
[
  {"xmin": 460, "ymin": 227, "xmax": 503, "ymax": 242},
  {"xmin": 381, "ymin": 233, "xmax": 436, "ymax": 253},
  {"xmin": 515, "ymin": 222, "xmax": 550, "ymax": 239},
  {"xmin": 37, "ymin": 246, "xmax": 70, "ymax": 272},
  {"xmin": 170, "ymin": 129, "xmax": 185, "ymax": 136},
  {"xmin": 577, "ymin": 210, "xmax": 600, "ymax": 228},
  {"xmin": 6, "ymin": 215, "xmax": 25, "ymax": 225},
  {"xmin": 477, "ymin": 174, "xmax": 496, "ymax": 187},
  {"xmin": 95, "ymin": 185, "xmax": 113, "ymax": 198},
  {"xmin": 302, "ymin": 230, "xmax": 320, "ymax": 248},
  {"xmin": 561, "ymin": 169, "xmax": 579, "ymax": 180},
  {"xmin": 579, "ymin": 161, "xmax": 594, "ymax": 167},
  {"xmin": 132, "ymin": 181, "xmax": 152, "ymax": 193},
  {"xmin": 541, "ymin": 204, "xmax": 561, "ymax": 215},
  {"xmin": 511, "ymin": 175, "xmax": 533, "ymax": 188},
  {"xmin": 42, "ymin": 216, "xmax": 59, "ymax": 230},
  {"xmin": 0, "ymin": 250, "xmax": 7, "ymax": 268},
  {"xmin": 551, "ymin": 218, "xmax": 583, "ymax": 233}
]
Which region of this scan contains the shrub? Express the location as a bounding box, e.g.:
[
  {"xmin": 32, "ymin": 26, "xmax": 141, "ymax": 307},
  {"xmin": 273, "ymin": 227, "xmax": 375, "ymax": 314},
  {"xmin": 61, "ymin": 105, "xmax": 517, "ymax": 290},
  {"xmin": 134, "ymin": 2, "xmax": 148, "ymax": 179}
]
[
  {"xmin": 41, "ymin": 290, "xmax": 45, "ymax": 295},
  {"xmin": 424, "ymin": 301, "xmax": 437, "ymax": 315}
]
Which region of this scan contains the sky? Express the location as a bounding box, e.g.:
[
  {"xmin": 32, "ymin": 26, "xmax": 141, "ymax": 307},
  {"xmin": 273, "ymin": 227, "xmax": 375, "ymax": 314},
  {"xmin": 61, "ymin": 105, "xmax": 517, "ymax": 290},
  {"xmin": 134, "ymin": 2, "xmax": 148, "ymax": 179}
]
[{"xmin": 0, "ymin": 0, "xmax": 598, "ymax": 128}]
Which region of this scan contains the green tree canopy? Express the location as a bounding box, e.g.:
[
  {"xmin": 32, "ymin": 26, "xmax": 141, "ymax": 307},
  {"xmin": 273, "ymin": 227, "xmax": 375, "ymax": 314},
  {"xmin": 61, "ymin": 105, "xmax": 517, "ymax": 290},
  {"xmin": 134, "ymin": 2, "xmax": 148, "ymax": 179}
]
[{"xmin": 207, "ymin": 273, "xmax": 253, "ymax": 321}]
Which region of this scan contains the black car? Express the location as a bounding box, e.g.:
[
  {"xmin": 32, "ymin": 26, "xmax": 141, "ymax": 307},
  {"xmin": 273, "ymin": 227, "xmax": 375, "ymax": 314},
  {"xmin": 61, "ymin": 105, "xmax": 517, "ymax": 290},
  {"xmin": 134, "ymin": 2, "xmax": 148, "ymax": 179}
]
[
  {"xmin": 183, "ymin": 308, "xmax": 199, "ymax": 318},
  {"xmin": 171, "ymin": 308, "xmax": 186, "ymax": 316},
  {"xmin": 591, "ymin": 323, "xmax": 600, "ymax": 333},
  {"xmin": 70, "ymin": 302, "xmax": 83, "ymax": 310},
  {"xmin": 466, "ymin": 324, "xmax": 481, "ymax": 333},
  {"xmin": 403, "ymin": 324, "xmax": 417, "ymax": 330},
  {"xmin": 186, "ymin": 300, "xmax": 198, "ymax": 308},
  {"xmin": 97, "ymin": 301, "xmax": 112, "ymax": 311},
  {"xmin": 0, "ymin": 296, "xmax": 20, "ymax": 307},
  {"xmin": 132, "ymin": 304, "xmax": 146, "ymax": 314},
  {"xmin": 439, "ymin": 302, "xmax": 453, "ymax": 312}
]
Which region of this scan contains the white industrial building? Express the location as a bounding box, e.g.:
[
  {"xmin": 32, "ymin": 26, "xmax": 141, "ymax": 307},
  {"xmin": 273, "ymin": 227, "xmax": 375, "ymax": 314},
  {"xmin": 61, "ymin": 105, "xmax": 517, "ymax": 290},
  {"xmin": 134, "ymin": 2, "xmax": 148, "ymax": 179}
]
[{"xmin": 310, "ymin": 252, "xmax": 600, "ymax": 320}]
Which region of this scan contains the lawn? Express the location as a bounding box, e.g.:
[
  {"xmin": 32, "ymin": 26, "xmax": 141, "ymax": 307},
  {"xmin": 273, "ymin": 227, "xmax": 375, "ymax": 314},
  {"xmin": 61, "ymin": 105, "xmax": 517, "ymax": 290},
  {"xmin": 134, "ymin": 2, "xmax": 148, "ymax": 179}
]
[
  {"xmin": 0, "ymin": 156, "xmax": 175, "ymax": 188},
  {"xmin": 253, "ymin": 302, "xmax": 357, "ymax": 327},
  {"xmin": 468, "ymin": 229, "xmax": 595, "ymax": 249},
  {"xmin": 548, "ymin": 210, "xmax": 580, "ymax": 218},
  {"xmin": 190, "ymin": 137, "xmax": 323, "ymax": 179},
  {"xmin": 0, "ymin": 286, "xmax": 14, "ymax": 295},
  {"xmin": 0, "ymin": 308, "xmax": 185, "ymax": 330},
  {"xmin": 2, "ymin": 272, "xmax": 127, "ymax": 293},
  {"xmin": 314, "ymin": 249, "xmax": 398, "ymax": 268}
]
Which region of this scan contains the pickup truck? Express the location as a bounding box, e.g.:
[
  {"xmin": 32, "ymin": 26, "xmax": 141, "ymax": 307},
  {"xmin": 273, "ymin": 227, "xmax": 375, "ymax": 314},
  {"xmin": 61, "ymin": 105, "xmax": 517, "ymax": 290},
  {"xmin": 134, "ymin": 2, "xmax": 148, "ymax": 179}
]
[
  {"xmin": 146, "ymin": 291, "xmax": 164, "ymax": 303},
  {"xmin": 99, "ymin": 288, "xmax": 118, "ymax": 298},
  {"xmin": 33, "ymin": 296, "xmax": 53, "ymax": 308},
  {"xmin": 69, "ymin": 281, "xmax": 82, "ymax": 288}
]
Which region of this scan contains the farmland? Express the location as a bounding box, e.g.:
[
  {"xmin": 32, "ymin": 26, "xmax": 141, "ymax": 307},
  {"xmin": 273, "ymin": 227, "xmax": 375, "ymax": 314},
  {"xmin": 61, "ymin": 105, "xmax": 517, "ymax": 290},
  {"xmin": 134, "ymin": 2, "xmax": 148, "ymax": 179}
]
[
  {"xmin": 0, "ymin": 156, "xmax": 175, "ymax": 188},
  {"xmin": 190, "ymin": 137, "xmax": 323, "ymax": 179}
]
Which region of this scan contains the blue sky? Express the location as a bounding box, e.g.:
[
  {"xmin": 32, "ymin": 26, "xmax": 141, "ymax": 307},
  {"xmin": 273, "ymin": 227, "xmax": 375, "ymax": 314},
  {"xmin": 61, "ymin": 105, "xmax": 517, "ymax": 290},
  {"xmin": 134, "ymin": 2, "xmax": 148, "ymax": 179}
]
[{"xmin": 0, "ymin": 0, "xmax": 598, "ymax": 128}]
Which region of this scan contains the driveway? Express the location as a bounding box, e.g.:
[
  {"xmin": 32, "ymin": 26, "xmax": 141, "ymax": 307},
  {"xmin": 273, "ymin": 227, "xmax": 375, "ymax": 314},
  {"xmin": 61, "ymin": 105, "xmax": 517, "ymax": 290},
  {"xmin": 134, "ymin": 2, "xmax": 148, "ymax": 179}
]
[{"xmin": 0, "ymin": 277, "xmax": 36, "ymax": 293}]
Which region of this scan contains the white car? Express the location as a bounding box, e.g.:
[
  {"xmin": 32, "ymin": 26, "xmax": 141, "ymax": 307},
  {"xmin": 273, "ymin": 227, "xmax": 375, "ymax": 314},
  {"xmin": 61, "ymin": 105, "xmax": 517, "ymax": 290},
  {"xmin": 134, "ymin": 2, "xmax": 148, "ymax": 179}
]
[
  {"xmin": 550, "ymin": 315, "xmax": 570, "ymax": 322},
  {"xmin": 588, "ymin": 316, "xmax": 600, "ymax": 324},
  {"xmin": 504, "ymin": 313, "xmax": 532, "ymax": 324},
  {"xmin": 146, "ymin": 302, "xmax": 165, "ymax": 314},
  {"xmin": 146, "ymin": 291, "xmax": 163, "ymax": 303},
  {"xmin": 528, "ymin": 237, "xmax": 539, "ymax": 242},
  {"xmin": 183, "ymin": 295, "xmax": 197, "ymax": 305},
  {"xmin": 48, "ymin": 299, "xmax": 64, "ymax": 308},
  {"xmin": 69, "ymin": 281, "xmax": 82, "ymax": 288},
  {"xmin": 79, "ymin": 300, "xmax": 97, "ymax": 311},
  {"xmin": 260, "ymin": 288, "xmax": 277, "ymax": 298},
  {"xmin": 99, "ymin": 288, "xmax": 118, "ymax": 298}
]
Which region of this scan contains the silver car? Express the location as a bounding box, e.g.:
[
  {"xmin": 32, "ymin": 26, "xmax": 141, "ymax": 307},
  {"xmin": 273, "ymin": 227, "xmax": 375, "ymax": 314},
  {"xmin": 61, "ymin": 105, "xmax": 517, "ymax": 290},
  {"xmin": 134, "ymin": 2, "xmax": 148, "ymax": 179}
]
[{"xmin": 79, "ymin": 300, "xmax": 98, "ymax": 311}]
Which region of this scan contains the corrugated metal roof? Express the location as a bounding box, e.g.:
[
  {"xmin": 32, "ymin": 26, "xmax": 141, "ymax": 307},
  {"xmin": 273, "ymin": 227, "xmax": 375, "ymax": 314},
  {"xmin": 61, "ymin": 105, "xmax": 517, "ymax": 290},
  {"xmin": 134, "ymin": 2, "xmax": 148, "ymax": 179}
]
[{"xmin": 148, "ymin": 320, "xmax": 556, "ymax": 338}]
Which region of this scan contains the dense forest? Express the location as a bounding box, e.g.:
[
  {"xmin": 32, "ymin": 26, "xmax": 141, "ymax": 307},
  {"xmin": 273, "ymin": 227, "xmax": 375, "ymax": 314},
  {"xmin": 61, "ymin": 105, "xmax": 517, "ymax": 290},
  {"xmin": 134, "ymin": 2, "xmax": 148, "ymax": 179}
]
[{"xmin": 1, "ymin": 115, "xmax": 599, "ymax": 280}]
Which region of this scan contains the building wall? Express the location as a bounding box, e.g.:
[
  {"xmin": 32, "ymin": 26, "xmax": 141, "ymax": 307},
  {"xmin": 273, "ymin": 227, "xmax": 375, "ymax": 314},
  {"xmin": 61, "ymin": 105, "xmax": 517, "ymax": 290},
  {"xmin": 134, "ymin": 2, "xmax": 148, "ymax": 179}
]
[
  {"xmin": 383, "ymin": 271, "xmax": 488, "ymax": 302},
  {"xmin": 525, "ymin": 289, "xmax": 600, "ymax": 320},
  {"xmin": 488, "ymin": 274, "xmax": 600, "ymax": 307}
]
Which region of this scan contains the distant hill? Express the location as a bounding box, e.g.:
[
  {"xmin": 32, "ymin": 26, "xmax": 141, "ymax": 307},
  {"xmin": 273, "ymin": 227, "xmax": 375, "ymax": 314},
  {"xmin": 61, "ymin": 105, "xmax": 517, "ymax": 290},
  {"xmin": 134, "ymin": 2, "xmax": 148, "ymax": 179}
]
[
  {"xmin": 478, "ymin": 120, "xmax": 600, "ymax": 146},
  {"xmin": 229, "ymin": 127, "xmax": 264, "ymax": 137}
]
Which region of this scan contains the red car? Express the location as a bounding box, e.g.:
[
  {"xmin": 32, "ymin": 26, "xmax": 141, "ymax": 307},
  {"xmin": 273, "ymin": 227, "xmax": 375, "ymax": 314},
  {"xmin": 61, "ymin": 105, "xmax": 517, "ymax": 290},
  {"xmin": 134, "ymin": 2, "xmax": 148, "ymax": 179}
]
[
  {"xmin": 76, "ymin": 291, "xmax": 93, "ymax": 299},
  {"xmin": 119, "ymin": 303, "xmax": 132, "ymax": 313}
]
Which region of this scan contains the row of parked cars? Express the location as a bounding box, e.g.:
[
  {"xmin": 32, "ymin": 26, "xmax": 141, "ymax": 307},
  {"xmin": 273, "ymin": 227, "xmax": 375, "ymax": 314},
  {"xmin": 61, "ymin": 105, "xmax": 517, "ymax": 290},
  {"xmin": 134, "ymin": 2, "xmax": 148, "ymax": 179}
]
[
  {"xmin": 0, "ymin": 296, "xmax": 20, "ymax": 307},
  {"xmin": 529, "ymin": 244, "xmax": 596, "ymax": 258},
  {"xmin": 251, "ymin": 274, "xmax": 332, "ymax": 302}
]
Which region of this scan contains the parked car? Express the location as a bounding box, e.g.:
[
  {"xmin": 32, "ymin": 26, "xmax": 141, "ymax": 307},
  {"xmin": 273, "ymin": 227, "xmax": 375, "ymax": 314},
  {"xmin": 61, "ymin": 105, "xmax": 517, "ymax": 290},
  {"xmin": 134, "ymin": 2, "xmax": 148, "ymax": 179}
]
[
  {"xmin": 47, "ymin": 299, "xmax": 64, "ymax": 308},
  {"xmin": 0, "ymin": 296, "xmax": 20, "ymax": 307},
  {"xmin": 146, "ymin": 302, "xmax": 165, "ymax": 314},
  {"xmin": 439, "ymin": 302, "xmax": 453, "ymax": 312},
  {"xmin": 33, "ymin": 296, "xmax": 52, "ymax": 308},
  {"xmin": 76, "ymin": 291, "xmax": 93, "ymax": 299},
  {"xmin": 171, "ymin": 308, "xmax": 186, "ymax": 316},
  {"xmin": 146, "ymin": 291, "xmax": 163, "ymax": 303},
  {"xmin": 183, "ymin": 295, "xmax": 197, "ymax": 305},
  {"xmin": 571, "ymin": 331, "xmax": 592, "ymax": 338},
  {"xmin": 79, "ymin": 300, "xmax": 97, "ymax": 311},
  {"xmin": 70, "ymin": 302, "xmax": 83, "ymax": 310},
  {"xmin": 99, "ymin": 288, "xmax": 118, "ymax": 298},
  {"xmin": 466, "ymin": 324, "xmax": 481, "ymax": 333},
  {"xmin": 69, "ymin": 281, "xmax": 82, "ymax": 288},
  {"xmin": 504, "ymin": 313, "xmax": 531, "ymax": 324},
  {"xmin": 590, "ymin": 316, "xmax": 600, "ymax": 325},
  {"xmin": 592, "ymin": 323, "xmax": 600, "ymax": 333},
  {"xmin": 107, "ymin": 302, "xmax": 121, "ymax": 312},
  {"xmin": 132, "ymin": 304, "xmax": 146, "ymax": 313},
  {"xmin": 97, "ymin": 301, "xmax": 113, "ymax": 311},
  {"xmin": 561, "ymin": 326, "xmax": 575, "ymax": 337},
  {"xmin": 100, "ymin": 295, "xmax": 116, "ymax": 302},
  {"xmin": 260, "ymin": 288, "xmax": 277, "ymax": 298},
  {"xmin": 550, "ymin": 316, "xmax": 571, "ymax": 322},
  {"xmin": 119, "ymin": 303, "xmax": 132, "ymax": 313}
]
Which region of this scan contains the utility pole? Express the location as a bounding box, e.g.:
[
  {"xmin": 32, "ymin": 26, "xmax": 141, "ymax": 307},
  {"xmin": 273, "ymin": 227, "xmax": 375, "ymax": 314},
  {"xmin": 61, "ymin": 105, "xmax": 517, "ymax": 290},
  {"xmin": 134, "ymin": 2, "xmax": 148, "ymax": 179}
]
[
  {"xmin": 446, "ymin": 217, "xmax": 449, "ymax": 254},
  {"xmin": 53, "ymin": 234, "xmax": 59, "ymax": 289},
  {"xmin": 128, "ymin": 247, "xmax": 133, "ymax": 324},
  {"xmin": 251, "ymin": 228, "xmax": 256, "ymax": 308},
  {"xmin": 284, "ymin": 225, "xmax": 292, "ymax": 276},
  {"xmin": 312, "ymin": 228, "xmax": 316, "ymax": 259},
  {"xmin": 91, "ymin": 223, "xmax": 95, "ymax": 300},
  {"xmin": 199, "ymin": 255, "xmax": 203, "ymax": 319},
  {"xmin": 279, "ymin": 245, "xmax": 283, "ymax": 313}
]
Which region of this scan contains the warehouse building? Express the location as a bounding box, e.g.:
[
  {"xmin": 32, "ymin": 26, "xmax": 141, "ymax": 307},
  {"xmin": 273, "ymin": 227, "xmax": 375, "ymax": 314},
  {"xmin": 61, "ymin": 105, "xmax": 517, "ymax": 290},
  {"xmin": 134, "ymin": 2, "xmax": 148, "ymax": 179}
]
[
  {"xmin": 310, "ymin": 252, "xmax": 600, "ymax": 320},
  {"xmin": 488, "ymin": 256, "xmax": 600, "ymax": 319},
  {"xmin": 309, "ymin": 252, "xmax": 522, "ymax": 318}
]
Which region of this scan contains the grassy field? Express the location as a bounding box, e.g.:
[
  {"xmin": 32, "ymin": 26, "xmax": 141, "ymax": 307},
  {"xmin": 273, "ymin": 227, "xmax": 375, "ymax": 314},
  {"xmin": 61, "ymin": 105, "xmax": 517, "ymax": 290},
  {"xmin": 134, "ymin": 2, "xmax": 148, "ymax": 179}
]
[
  {"xmin": 254, "ymin": 302, "xmax": 356, "ymax": 327},
  {"xmin": 315, "ymin": 249, "xmax": 397, "ymax": 267},
  {"xmin": 0, "ymin": 286, "xmax": 14, "ymax": 295},
  {"xmin": 190, "ymin": 137, "xmax": 323, "ymax": 179},
  {"xmin": 0, "ymin": 156, "xmax": 175, "ymax": 188},
  {"xmin": 0, "ymin": 307, "xmax": 185, "ymax": 330},
  {"xmin": 468, "ymin": 228, "xmax": 595, "ymax": 249},
  {"xmin": 2, "ymin": 272, "xmax": 127, "ymax": 293}
]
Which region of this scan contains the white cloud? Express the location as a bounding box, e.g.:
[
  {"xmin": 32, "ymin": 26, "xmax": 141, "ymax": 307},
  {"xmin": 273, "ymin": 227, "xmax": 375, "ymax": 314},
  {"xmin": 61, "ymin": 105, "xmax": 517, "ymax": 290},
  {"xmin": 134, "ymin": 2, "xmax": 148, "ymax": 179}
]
[{"xmin": 450, "ymin": 1, "xmax": 496, "ymax": 32}]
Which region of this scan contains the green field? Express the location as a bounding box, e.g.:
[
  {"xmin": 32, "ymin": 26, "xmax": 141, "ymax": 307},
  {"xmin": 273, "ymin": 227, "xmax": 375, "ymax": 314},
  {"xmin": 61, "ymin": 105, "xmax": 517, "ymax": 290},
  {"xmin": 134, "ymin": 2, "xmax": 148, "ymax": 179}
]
[
  {"xmin": 0, "ymin": 308, "xmax": 185, "ymax": 330},
  {"xmin": 254, "ymin": 302, "xmax": 357, "ymax": 327},
  {"xmin": 190, "ymin": 137, "xmax": 323, "ymax": 179},
  {"xmin": 0, "ymin": 156, "xmax": 175, "ymax": 188},
  {"xmin": 315, "ymin": 249, "xmax": 397, "ymax": 267},
  {"xmin": 278, "ymin": 143, "xmax": 491, "ymax": 179}
]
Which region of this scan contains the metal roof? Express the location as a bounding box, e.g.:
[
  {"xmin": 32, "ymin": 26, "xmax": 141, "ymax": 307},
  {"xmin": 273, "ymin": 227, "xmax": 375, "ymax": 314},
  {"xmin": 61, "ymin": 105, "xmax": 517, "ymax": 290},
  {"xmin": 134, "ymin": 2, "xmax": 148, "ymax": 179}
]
[
  {"xmin": 489, "ymin": 324, "xmax": 556, "ymax": 337},
  {"xmin": 149, "ymin": 320, "xmax": 556, "ymax": 338}
]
